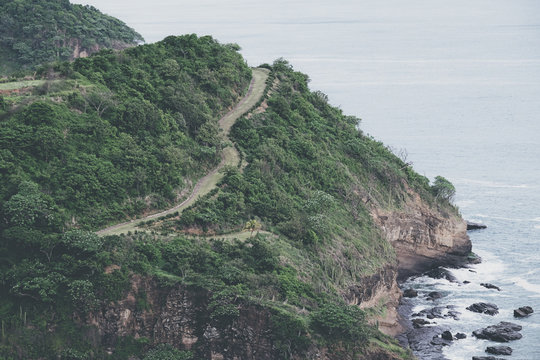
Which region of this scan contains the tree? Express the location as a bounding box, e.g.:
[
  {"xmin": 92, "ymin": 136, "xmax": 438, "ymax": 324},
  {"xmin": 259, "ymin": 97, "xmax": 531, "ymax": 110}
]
[
  {"xmin": 243, "ymin": 219, "xmax": 261, "ymax": 238},
  {"xmin": 310, "ymin": 304, "xmax": 368, "ymax": 345},
  {"xmin": 84, "ymin": 88, "xmax": 116, "ymax": 117},
  {"xmin": 431, "ymin": 176, "xmax": 456, "ymax": 202},
  {"xmin": 3, "ymin": 181, "xmax": 55, "ymax": 228}
]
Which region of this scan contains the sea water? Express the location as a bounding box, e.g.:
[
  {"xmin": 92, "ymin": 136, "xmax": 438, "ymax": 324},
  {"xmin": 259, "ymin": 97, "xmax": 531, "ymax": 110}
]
[{"xmin": 73, "ymin": 1, "xmax": 540, "ymax": 358}]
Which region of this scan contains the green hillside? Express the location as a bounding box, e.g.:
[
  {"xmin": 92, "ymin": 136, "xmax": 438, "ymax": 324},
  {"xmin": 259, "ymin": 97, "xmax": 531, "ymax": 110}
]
[
  {"xmin": 0, "ymin": 7, "xmax": 455, "ymax": 359},
  {"xmin": 0, "ymin": 0, "xmax": 143, "ymax": 75}
]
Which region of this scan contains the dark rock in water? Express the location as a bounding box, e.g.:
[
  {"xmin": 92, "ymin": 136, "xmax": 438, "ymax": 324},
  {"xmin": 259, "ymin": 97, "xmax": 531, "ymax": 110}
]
[
  {"xmin": 412, "ymin": 318, "xmax": 431, "ymax": 328},
  {"xmin": 468, "ymin": 252, "xmax": 482, "ymax": 264},
  {"xmin": 408, "ymin": 324, "xmax": 452, "ymax": 359},
  {"xmin": 419, "ymin": 306, "xmax": 444, "ymax": 319},
  {"xmin": 473, "ymin": 322, "xmax": 522, "ymax": 342},
  {"xmin": 486, "ymin": 346, "xmax": 513, "ymax": 355},
  {"xmin": 427, "ymin": 291, "xmax": 444, "ymax": 301},
  {"xmin": 463, "ymin": 280, "xmax": 471, "ymax": 284},
  {"xmin": 397, "ymin": 297, "xmax": 449, "ymax": 360},
  {"xmin": 466, "ymin": 302, "xmax": 499, "ymax": 316},
  {"xmin": 416, "ymin": 305, "xmax": 460, "ymax": 320},
  {"xmin": 441, "ymin": 330, "xmax": 453, "ymax": 341},
  {"xmin": 424, "ymin": 267, "xmax": 458, "ymax": 282},
  {"xmin": 447, "ymin": 310, "xmax": 461, "ymax": 320},
  {"xmin": 430, "ymin": 336, "xmax": 452, "ymax": 346},
  {"xmin": 467, "ymin": 221, "xmax": 487, "ymax": 230},
  {"xmin": 455, "ymin": 332, "xmax": 467, "ymax": 339},
  {"xmin": 472, "ymin": 357, "xmax": 505, "ymax": 360},
  {"xmin": 403, "ymin": 288, "xmax": 418, "ymax": 298},
  {"xmin": 514, "ymin": 306, "xmax": 534, "ymax": 318},
  {"xmin": 481, "ymin": 283, "xmax": 501, "ymax": 291}
]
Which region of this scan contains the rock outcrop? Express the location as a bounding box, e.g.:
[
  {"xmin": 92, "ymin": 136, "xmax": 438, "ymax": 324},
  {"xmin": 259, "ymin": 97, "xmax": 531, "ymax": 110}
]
[
  {"xmin": 473, "ymin": 322, "xmax": 523, "ymax": 342},
  {"xmin": 86, "ymin": 276, "xmax": 274, "ymax": 360},
  {"xmin": 403, "ymin": 288, "xmax": 418, "ymax": 298},
  {"xmin": 481, "ymin": 283, "xmax": 501, "ymax": 291},
  {"xmin": 467, "ymin": 221, "xmax": 487, "ymax": 230},
  {"xmin": 486, "ymin": 346, "xmax": 512, "ymax": 355},
  {"xmin": 514, "ymin": 306, "xmax": 533, "ymax": 318},
  {"xmin": 346, "ymin": 266, "xmax": 403, "ymax": 336},
  {"xmin": 466, "ymin": 302, "xmax": 499, "ymax": 316},
  {"xmin": 372, "ymin": 188, "xmax": 471, "ymax": 280}
]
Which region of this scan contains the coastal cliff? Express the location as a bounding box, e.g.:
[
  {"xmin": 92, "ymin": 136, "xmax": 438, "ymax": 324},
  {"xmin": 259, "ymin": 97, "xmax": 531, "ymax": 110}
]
[
  {"xmin": 86, "ymin": 276, "xmax": 405, "ymax": 360},
  {"xmin": 82, "ymin": 196, "xmax": 469, "ymax": 359},
  {"xmin": 374, "ymin": 187, "xmax": 471, "ymax": 280},
  {"xmin": 355, "ymin": 186, "xmax": 472, "ymax": 338},
  {"xmin": 0, "ymin": 19, "xmax": 470, "ymax": 358}
]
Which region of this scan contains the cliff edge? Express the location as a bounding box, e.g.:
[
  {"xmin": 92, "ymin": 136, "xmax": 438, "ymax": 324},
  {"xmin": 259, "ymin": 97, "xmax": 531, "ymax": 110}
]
[{"xmin": 373, "ymin": 187, "xmax": 471, "ymax": 280}]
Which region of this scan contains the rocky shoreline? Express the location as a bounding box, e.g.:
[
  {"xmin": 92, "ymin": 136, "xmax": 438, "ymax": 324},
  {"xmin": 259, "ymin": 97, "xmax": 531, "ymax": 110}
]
[
  {"xmin": 395, "ymin": 253, "xmax": 534, "ymax": 360},
  {"xmin": 396, "ymin": 264, "xmax": 473, "ymax": 360}
]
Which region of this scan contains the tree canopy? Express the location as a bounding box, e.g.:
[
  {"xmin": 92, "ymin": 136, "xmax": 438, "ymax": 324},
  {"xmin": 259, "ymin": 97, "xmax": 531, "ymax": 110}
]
[{"xmin": 0, "ymin": 0, "xmax": 144, "ymax": 74}]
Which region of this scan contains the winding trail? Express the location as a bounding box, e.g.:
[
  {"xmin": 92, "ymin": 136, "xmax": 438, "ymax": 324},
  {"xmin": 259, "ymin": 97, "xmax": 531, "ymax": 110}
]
[{"xmin": 97, "ymin": 68, "xmax": 270, "ymax": 236}]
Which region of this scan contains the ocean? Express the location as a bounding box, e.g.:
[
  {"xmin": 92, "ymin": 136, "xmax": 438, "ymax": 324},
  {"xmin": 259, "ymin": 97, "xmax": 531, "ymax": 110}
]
[{"xmin": 73, "ymin": 1, "xmax": 540, "ymax": 358}]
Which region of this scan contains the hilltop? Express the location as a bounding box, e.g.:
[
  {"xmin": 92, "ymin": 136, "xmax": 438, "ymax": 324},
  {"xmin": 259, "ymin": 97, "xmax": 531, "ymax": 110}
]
[{"xmin": 0, "ymin": 0, "xmax": 143, "ymax": 75}]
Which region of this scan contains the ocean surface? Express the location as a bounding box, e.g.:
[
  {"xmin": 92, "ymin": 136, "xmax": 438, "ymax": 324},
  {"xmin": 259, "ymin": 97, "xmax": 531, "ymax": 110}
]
[{"xmin": 74, "ymin": 1, "xmax": 540, "ymax": 358}]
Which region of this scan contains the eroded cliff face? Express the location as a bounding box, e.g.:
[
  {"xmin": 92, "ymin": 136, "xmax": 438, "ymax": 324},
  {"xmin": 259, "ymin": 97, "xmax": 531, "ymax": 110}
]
[
  {"xmin": 372, "ymin": 188, "xmax": 471, "ymax": 280},
  {"xmin": 346, "ymin": 186, "xmax": 471, "ymax": 338},
  {"xmin": 69, "ymin": 38, "xmax": 133, "ymax": 59},
  {"xmin": 346, "ymin": 266, "xmax": 403, "ymax": 336},
  {"xmin": 82, "ymin": 188, "xmax": 469, "ymax": 358},
  {"xmin": 86, "ymin": 275, "xmax": 274, "ymax": 359},
  {"xmin": 84, "ymin": 275, "xmax": 404, "ymax": 360}
]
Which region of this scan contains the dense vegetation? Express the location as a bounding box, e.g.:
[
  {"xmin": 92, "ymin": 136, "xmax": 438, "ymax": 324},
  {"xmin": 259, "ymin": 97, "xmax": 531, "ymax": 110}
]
[
  {"xmin": 175, "ymin": 60, "xmax": 434, "ymax": 237},
  {"xmin": 0, "ymin": 0, "xmax": 143, "ymax": 74},
  {"xmin": 0, "ymin": 5, "xmax": 454, "ymax": 357},
  {"xmin": 0, "ymin": 34, "xmax": 251, "ymax": 228},
  {"xmin": 0, "ymin": 47, "xmax": 420, "ymax": 357},
  {"xmin": 0, "ymin": 35, "xmax": 255, "ymax": 358}
]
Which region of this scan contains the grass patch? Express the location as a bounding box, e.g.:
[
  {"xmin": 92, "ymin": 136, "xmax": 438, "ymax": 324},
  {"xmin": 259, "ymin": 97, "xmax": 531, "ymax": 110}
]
[{"xmin": 0, "ymin": 80, "xmax": 47, "ymax": 90}]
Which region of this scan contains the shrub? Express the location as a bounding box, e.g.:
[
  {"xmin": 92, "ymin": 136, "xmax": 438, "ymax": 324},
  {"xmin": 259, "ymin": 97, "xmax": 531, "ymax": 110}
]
[
  {"xmin": 310, "ymin": 304, "xmax": 368, "ymax": 345},
  {"xmin": 431, "ymin": 175, "xmax": 456, "ymax": 201},
  {"xmin": 143, "ymin": 344, "xmax": 193, "ymax": 360}
]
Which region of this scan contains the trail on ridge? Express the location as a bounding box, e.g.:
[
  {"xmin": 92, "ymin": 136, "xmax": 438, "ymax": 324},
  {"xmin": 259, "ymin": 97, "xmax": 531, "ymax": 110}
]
[{"xmin": 97, "ymin": 68, "xmax": 270, "ymax": 236}]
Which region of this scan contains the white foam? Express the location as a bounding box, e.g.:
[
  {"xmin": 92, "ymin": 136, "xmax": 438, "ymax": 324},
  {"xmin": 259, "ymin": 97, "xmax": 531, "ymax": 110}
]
[
  {"xmin": 511, "ymin": 277, "xmax": 540, "ymax": 296},
  {"xmin": 471, "ymin": 213, "xmax": 538, "ymax": 223},
  {"xmin": 526, "ymin": 268, "xmax": 540, "ymax": 276},
  {"xmin": 535, "ymin": 225, "xmax": 540, "ymax": 230},
  {"xmin": 443, "ymin": 338, "xmax": 486, "ymax": 360},
  {"xmin": 454, "ymin": 178, "xmax": 532, "ymax": 189},
  {"xmin": 471, "ymin": 250, "xmax": 507, "ymax": 278}
]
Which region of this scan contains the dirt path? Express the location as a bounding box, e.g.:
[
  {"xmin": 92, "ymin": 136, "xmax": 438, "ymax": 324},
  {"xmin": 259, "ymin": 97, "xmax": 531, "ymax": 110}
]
[{"xmin": 97, "ymin": 68, "xmax": 270, "ymax": 236}]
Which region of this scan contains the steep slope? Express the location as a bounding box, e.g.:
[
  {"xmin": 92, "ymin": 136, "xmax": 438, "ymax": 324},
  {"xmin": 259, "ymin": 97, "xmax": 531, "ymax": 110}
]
[{"xmin": 0, "ymin": 0, "xmax": 143, "ymax": 75}]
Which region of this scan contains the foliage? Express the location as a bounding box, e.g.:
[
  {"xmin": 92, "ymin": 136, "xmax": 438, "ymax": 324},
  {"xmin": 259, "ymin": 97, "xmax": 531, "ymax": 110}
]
[
  {"xmin": 0, "ymin": 14, "xmax": 452, "ymax": 359},
  {"xmin": 243, "ymin": 218, "xmax": 262, "ymax": 237},
  {"xmin": 270, "ymin": 308, "xmax": 310, "ymax": 358},
  {"xmin": 431, "ymin": 175, "xmax": 456, "ymax": 202},
  {"xmin": 0, "ymin": 0, "xmax": 144, "ymax": 74},
  {"xmin": 0, "ymin": 34, "xmax": 250, "ymax": 228},
  {"xmin": 143, "ymin": 344, "xmax": 193, "ymax": 360},
  {"xmin": 310, "ymin": 303, "xmax": 369, "ymax": 345}
]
